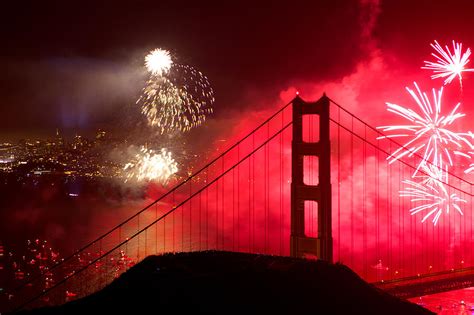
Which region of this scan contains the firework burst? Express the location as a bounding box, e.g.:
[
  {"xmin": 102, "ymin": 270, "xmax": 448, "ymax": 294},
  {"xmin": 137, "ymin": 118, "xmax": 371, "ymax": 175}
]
[
  {"xmin": 145, "ymin": 48, "xmax": 172, "ymax": 76},
  {"xmin": 377, "ymin": 82, "xmax": 473, "ymax": 175},
  {"xmin": 138, "ymin": 49, "xmax": 214, "ymax": 133},
  {"xmin": 422, "ymin": 40, "xmax": 474, "ymax": 87},
  {"xmin": 124, "ymin": 147, "xmax": 178, "ymax": 183},
  {"xmin": 400, "ymin": 164, "xmax": 465, "ymax": 225}
]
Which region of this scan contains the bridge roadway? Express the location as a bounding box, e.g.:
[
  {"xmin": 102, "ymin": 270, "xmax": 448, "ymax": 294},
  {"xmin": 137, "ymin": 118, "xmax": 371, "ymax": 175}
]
[{"xmin": 375, "ymin": 267, "xmax": 474, "ymax": 298}]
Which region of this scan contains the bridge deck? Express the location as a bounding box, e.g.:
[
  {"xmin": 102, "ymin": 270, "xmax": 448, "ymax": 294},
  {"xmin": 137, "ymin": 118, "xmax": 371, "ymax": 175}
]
[{"xmin": 375, "ymin": 267, "xmax": 474, "ymax": 298}]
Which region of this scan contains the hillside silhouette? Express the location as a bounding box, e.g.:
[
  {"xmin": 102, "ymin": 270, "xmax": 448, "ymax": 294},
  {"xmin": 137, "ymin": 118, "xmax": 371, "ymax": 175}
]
[{"xmin": 22, "ymin": 251, "xmax": 433, "ymax": 315}]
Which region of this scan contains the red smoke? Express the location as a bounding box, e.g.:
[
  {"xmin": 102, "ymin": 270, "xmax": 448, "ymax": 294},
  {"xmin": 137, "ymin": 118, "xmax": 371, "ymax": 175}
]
[{"xmin": 7, "ymin": 0, "xmax": 474, "ymax": 290}]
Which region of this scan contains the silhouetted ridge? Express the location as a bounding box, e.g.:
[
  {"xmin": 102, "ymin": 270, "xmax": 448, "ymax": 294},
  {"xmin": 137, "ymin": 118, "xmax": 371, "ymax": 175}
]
[{"xmin": 22, "ymin": 251, "xmax": 433, "ymax": 315}]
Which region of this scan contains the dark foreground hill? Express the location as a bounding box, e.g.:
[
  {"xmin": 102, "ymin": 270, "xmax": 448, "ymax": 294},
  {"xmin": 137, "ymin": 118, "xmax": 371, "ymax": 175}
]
[{"xmin": 22, "ymin": 251, "xmax": 433, "ymax": 315}]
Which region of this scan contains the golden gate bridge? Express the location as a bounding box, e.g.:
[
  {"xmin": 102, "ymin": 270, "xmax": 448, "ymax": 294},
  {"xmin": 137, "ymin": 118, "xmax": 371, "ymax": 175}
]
[{"xmin": 4, "ymin": 95, "xmax": 474, "ymax": 312}]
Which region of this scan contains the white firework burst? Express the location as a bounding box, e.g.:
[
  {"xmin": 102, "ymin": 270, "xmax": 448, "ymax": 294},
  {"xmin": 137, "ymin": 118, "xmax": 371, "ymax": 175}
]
[
  {"xmin": 401, "ymin": 164, "xmax": 466, "ymax": 225},
  {"xmin": 422, "ymin": 40, "xmax": 474, "ymax": 87},
  {"xmin": 124, "ymin": 147, "xmax": 178, "ymax": 183},
  {"xmin": 138, "ymin": 50, "xmax": 214, "ymax": 134},
  {"xmin": 377, "ymin": 82, "xmax": 473, "ymax": 176},
  {"xmin": 145, "ymin": 48, "xmax": 173, "ymax": 76}
]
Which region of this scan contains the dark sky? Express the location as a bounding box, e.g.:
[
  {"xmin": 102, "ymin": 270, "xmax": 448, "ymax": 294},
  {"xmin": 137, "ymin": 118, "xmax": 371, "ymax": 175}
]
[{"xmin": 2, "ymin": 0, "xmax": 474, "ymax": 139}]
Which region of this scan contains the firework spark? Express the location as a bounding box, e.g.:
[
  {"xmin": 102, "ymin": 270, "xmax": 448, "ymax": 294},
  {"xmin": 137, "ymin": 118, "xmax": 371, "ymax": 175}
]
[
  {"xmin": 400, "ymin": 164, "xmax": 465, "ymax": 225},
  {"xmin": 377, "ymin": 82, "xmax": 473, "ymax": 175},
  {"xmin": 138, "ymin": 49, "xmax": 214, "ymax": 133},
  {"xmin": 422, "ymin": 40, "xmax": 474, "ymax": 87},
  {"xmin": 461, "ymin": 132, "xmax": 474, "ymax": 174},
  {"xmin": 124, "ymin": 147, "xmax": 178, "ymax": 183},
  {"xmin": 145, "ymin": 48, "xmax": 172, "ymax": 76}
]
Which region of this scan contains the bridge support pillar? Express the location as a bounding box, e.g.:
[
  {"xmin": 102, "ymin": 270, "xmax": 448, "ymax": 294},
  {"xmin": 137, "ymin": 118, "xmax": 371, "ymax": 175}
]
[{"xmin": 290, "ymin": 95, "xmax": 332, "ymax": 262}]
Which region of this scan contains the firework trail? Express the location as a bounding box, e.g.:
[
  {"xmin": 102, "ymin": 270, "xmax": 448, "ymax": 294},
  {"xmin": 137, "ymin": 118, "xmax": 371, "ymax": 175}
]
[
  {"xmin": 138, "ymin": 49, "xmax": 214, "ymax": 134},
  {"xmin": 400, "ymin": 164, "xmax": 465, "ymax": 225},
  {"xmin": 124, "ymin": 147, "xmax": 178, "ymax": 183},
  {"xmin": 462, "ymin": 131, "xmax": 474, "ymax": 174},
  {"xmin": 377, "ymin": 82, "xmax": 473, "ymax": 176},
  {"xmin": 422, "ymin": 40, "xmax": 474, "ymax": 88},
  {"xmin": 466, "ymin": 165, "xmax": 474, "ymax": 174}
]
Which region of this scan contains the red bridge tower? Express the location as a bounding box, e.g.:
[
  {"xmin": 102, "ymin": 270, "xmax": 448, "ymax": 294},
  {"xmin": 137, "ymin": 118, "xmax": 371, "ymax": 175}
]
[{"xmin": 291, "ymin": 95, "xmax": 333, "ymax": 262}]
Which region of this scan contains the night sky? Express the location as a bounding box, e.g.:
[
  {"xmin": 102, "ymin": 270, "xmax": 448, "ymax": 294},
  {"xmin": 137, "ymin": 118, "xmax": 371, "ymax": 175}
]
[{"xmin": 2, "ymin": 0, "xmax": 474, "ymax": 139}]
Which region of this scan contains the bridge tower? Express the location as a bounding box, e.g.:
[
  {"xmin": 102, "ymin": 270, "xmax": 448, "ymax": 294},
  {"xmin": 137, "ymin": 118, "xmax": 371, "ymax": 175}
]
[{"xmin": 290, "ymin": 95, "xmax": 333, "ymax": 262}]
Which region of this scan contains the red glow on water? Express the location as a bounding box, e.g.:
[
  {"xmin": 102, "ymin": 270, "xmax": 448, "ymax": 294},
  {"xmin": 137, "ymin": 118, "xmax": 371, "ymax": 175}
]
[{"xmin": 409, "ymin": 287, "xmax": 474, "ymax": 314}]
